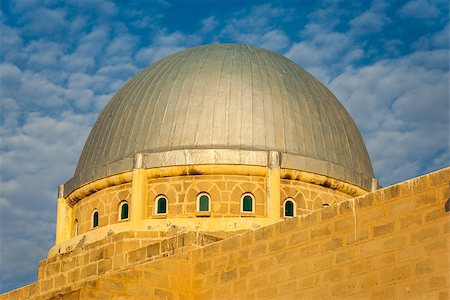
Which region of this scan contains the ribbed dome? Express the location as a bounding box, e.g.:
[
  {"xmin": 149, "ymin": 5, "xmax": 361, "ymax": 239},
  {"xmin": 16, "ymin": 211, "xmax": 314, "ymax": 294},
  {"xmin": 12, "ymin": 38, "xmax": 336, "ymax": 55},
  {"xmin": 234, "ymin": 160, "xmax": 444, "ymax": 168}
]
[{"xmin": 66, "ymin": 44, "xmax": 375, "ymax": 194}]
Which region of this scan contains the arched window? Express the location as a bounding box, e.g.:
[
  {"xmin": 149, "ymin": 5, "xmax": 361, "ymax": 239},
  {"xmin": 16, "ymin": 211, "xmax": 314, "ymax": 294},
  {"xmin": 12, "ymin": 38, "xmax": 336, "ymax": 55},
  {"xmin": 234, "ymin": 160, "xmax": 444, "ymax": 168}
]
[
  {"xmin": 284, "ymin": 199, "xmax": 296, "ymax": 217},
  {"xmin": 74, "ymin": 219, "xmax": 79, "ymax": 236},
  {"xmin": 92, "ymin": 209, "xmax": 99, "ymax": 228},
  {"xmin": 155, "ymin": 195, "xmax": 167, "ymax": 214},
  {"xmin": 197, "ymin": 193, "xmax": 210, "ymax": 212},
  {"xmin": 241, "ymin": 193, "xmax": 255, "ymax": 213},
  {"xmin": 119, "ymin": 201, "xmax": 129, "ymax": 220}
]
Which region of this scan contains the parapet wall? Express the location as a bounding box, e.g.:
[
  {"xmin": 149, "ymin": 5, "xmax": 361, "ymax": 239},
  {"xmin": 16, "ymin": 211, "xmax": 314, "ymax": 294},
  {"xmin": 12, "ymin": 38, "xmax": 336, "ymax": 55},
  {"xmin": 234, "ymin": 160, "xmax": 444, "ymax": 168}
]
[
  {"xmin": 1, "ymin": 167, "xmax": 448, "ymax": 299},
  {"xmin": 186, "ymin": 167, "xmax": 449, "ymax": 299}
]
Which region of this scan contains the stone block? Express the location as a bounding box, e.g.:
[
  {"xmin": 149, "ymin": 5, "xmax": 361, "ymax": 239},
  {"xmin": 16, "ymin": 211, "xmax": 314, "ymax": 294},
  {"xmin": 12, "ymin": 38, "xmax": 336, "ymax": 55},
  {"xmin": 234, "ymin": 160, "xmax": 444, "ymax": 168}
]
[
  {"xmin": 127, "ymin": 247, "xmax": 147, "ymax": 265},
  {"xmin": 289, "ymin": 230, "xmax": 309, "ymax": 246},
  {"xmin": 256, "ymin": 286, "xmax": 278, "ymax": 298},
  {"xmin": 278, "ymin": 217, "xmax": 298, "ymax": 233},
  {"xmin": 331, "ymin": 279, "xmax": 357, "ymax": 297},
  {"xmin": 312, "ymin": 255, "xmax": 332, "ymax": 271},
  {"xmin": 269, "ymin": 238, "xmax": 286, "ymax": 252},
  {"xmin": 360, "ymin": 240, "xmax": 383, "ymax": 257},
  {"xmin": 67, "ymin": 269, "xmax": 80, "ymax": 283},
  {"xmin": 348, "ymin": 259, "xmax": 371, "ymax": 275},
  {"xmin": 40, "ymin": 278, "xmax": 54, "ymax": 293},
  {"xmin": 334, "ymin": 217, "xmax": 354, "ymax": 232},
  {"xmin": 380, "ymin": 264, "xmax": 411, "ymax": 285},
  {"xmin": 410, "ymin": 226, "xmax": 439, "ymax": 242},
  {"xmin": 250, "ymin": 243, "xmax": 267, "ymax": 258},
  {"xmin": 146, "ymin": 242, "xmax": 161, "ymax": 258},
  {"xmin": 320, "ymin": 206, "xmax": 338, "ymax": 220},
  {"xmin": 322, "ymin": 237, "xmax": 342, "ymax": 252},
  {"xmin": 425, "ymin": 208, "xmax": 447, "ymax": 222},
  {"xmin": 98, "ymin": 258, "xmax": 113, "ymax": 274},
  {"xmin": 195, "ymin": 261, "xmax": 211, "ymax": 273},
  {"xmin": 335, "ymin": 249, "xmax": 356, "ymax": 264},
  {"xmin": 256, "ymin": 257, "xmax": 273, "ymax": 272},
  {"xmin": 54, "ymin": 274, "xmax": 66, "ymax": 289},
  {"xmin": 429, "ymin": 276, "xmax": 448, "ymax": 290},
  {"xmin": 276, "ymin": 249, "xmax": 298, "ymax": 265},
  {"xmin": 80, "ymin": 263, "xmax": 97, "ymax": 279},
  {"xmin": 45, "ymin": 262, "xmax": 61, "ymax": 277},
  {"xmin": 99, "ymin": 278, "xmax": 124, "ymax": 292},
  {"xmin": 414, "ymin": 191, "xmax": 438, "ymax": 208},
  {"xmin": 415, "ymin": 258, "xmax": 435, "ymax": 275},
  {"xmin": 370, "ymin": 287, "xmax": 394, "ymax": 300},
  {"xmin": 346, "ymin": 229, "xmax": 369, "ymax": 245},
  {"xmin": 372, "ymin": 252, "xmax": 396, "ymax": 268},
  {"xmin": 383, "ymin": 234, "xmax": 407, "ymax": 250},
  {"xmin": 359, "ymin": 271, "xmax": 379, "ymax": 290},
  {"xmin": 400, "ymin": 214, "xmax": 422, "ymax": 229},
  {"xmin": 387, "ymin": 198, "xmax": 414, "ymax": 215},
  {"xmin": 220, "ymin": 268, "xmax": 237, "ymax": 283},
  {"xmin": 359, "ymin": 207, "xmax": 384, "ymax": 226},
  {"xmin": 61, "ymin": 257, "xmax": 77, "ymax": 273},
  {"xmin": 238, "ymin": 265, "xmax": 254, "ymax": 277},
  {"xmin": 310, "ymin": 223, "xmax": 331, "ymax": 240},
  {"xmin": 145, "ymin": 271, "xmax": 169, "ymax": 288},
  {"xmin": 220, "ymin": 237, "xmax": 239, "ymax": 252},
  {"xmin": 232, "ymin": 279, "xmax": 247, "ymax": 293},
  {"xmin": 115, "ymin": 240, "xmax": 140, "ymax": 254},
  {"xmin": 322, "ymin": 269, "xmax": 344, "ymax": 282},
  {"xmin": 248, "ymin": 273, "xmax": 267, "ymax": 288}
]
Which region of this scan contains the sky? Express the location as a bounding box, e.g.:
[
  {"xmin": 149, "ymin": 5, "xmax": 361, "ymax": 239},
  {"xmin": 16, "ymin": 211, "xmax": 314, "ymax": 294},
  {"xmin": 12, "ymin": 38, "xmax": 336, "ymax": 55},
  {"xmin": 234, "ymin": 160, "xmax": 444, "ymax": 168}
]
[{"xmin": 0, "ymin": 0, "xmax": 448, "ymax": 293}]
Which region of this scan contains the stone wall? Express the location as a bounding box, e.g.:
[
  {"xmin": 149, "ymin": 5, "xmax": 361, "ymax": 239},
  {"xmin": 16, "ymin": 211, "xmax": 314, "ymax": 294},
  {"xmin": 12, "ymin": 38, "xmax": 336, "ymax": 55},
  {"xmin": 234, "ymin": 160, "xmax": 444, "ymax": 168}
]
[
  {"xmin": 70, "ymin": 172, "xmax": 354, "ymax": 236},
  {"xmin": 280, "ymin": 179, "xmax": 352, "ymax": 217},
  {"xmin": 2, "ymin": 168, "xmax": 447, "ymax": 299},
  {"xmin": 188, "ymin": 168, "xmax": 449, "ymax": 299},
  {"xmin": 147, "ymin": 175, "xmax": 266, "ymax": 218},
  {"xmin": 72, "ymin": 183, "xmax": 132, "ymax": 235}
]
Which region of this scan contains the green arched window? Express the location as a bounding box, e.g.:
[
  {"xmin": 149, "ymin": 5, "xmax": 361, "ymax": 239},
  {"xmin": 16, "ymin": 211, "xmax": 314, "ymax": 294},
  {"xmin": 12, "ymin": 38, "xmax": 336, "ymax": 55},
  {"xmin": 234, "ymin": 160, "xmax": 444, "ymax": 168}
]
[
  {"xmin": 284, "ymin": 199, "xmax": 295, "ymax": 217},
  {"xmin": 92, "ymin": 210, "xmax": 99, "ymax": 228},
  {"xmin": 242, "ymin": 194, "xmax": 254, "ymax": 212},
  {"xmin": 156, "ymin": 196, "xmax": 167, "ymax": 214},
  {"xmin": 119, "ymin": 201, "xmax": 129, "ymax": 220},
  {"xmin": 198, "ymin": 193, "xmax": 210, "ymax": 212}
]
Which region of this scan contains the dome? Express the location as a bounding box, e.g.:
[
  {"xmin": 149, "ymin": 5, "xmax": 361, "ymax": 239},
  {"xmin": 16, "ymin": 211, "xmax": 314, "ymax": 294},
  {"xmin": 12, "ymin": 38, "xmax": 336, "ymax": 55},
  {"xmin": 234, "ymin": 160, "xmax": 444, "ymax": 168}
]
[{"xmin": 66, "ymin": 44, "xmax": 374, "ymax": 195}]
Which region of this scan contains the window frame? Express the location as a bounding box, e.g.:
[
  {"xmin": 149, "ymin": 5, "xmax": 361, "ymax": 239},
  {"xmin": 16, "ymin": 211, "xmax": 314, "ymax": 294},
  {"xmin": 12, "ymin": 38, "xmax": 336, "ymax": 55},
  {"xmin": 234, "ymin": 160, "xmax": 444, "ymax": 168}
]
[
  {"xmin": 155, "ymin": 195, "xmax": 168, "ymax": 215},
  {"xmin": 118, "ymin": 201, "xmax": 129, "ymax": 221},
  {"xmin": 92, "ymin": 209, "xmax": 99, "ymax": 228},
  {"xmin": 283, "ymin": 198, "xmax": 296, "ymax": 217},
  {"xmin": 240, "ymin": 193, "xmax": 255, "ymax": 213},
  {"xmin": 196, "ymin": 192, "xmax": 211, "ymax": 213}
]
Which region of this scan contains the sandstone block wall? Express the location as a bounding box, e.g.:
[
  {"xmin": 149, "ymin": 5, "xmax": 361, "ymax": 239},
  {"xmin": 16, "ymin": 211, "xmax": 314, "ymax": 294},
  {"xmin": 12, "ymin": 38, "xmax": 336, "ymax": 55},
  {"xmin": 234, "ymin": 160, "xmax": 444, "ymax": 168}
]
[
  {"xmin": 147, "ymin": 175, "xmax": 266, "ymax": 218},
  {"xmin": 72, "ymin": 183, "xmax": 132, "ymax": 235},
  {"xmin": 2, "ymin": 168, "xmax": 447, "ymax": 299},
  {"xmin": 188, "ymin": 168, "xmax": 449, "ymax": 299}
]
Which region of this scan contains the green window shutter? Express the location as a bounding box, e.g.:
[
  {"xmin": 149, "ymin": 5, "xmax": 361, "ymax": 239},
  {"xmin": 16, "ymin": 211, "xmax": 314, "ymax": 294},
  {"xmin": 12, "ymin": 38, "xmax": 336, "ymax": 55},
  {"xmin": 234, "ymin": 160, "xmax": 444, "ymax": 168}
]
[
  {"xmin": 199, "ymin": 195, "xmax": 209, "ymax": 211},
  {"xmin": 157, "ymin": 197, "xmax": 167, "ymax": 214},
  {"xmin": 93, "ymin": 211, "xmax": 99, "ymax": 227},
  {"xmin": 285, "ymin": 201, "xmax": 294, "ymax": 217},
  {"xmin": 243, "ymin": 195, "xmax": 253, "ymax": 212},
  {"xmin": 120, "ymin": 203, "xmax": 128, "ymax": 219}
]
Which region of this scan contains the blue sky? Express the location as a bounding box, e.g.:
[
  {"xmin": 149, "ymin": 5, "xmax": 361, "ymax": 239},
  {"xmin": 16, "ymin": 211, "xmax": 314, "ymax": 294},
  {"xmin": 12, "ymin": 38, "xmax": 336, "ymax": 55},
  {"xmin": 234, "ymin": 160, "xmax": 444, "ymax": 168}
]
[{"xmin": 0, "ymin": 0, "xmax": 448, "ymax": 292}]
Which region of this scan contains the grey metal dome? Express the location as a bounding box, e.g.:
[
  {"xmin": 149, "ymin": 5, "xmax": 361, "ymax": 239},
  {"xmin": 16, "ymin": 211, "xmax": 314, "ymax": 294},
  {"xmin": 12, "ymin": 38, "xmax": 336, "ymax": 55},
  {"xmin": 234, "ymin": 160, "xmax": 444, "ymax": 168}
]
[{"xmin": 66, "ymin": 44, "xmax": 375, "ymax": 195}]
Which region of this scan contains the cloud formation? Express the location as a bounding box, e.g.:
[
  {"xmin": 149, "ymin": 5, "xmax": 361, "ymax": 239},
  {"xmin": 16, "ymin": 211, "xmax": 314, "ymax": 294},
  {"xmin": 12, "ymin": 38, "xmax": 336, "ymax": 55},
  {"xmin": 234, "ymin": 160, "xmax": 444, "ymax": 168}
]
[{"xmin": 0, "ymin": 0, "xmax": 448, "ymax": 292}]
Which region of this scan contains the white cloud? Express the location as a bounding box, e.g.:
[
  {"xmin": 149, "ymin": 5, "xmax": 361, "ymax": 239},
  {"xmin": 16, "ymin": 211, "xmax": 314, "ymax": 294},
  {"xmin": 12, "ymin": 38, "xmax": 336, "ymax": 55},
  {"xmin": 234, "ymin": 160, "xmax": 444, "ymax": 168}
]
[
  {"xmin": 219, "ymin": 4, "xmax": 292, "ymax": 52},
  {"xmin": 135, "ymin": 30, "xmax": 200, "ymax": 65},
  {"xmin": 199, "ymin": 16, "xmax": 219, "ymax": 34},
  {"xmin": 285, "ymin": 24, "xmax": 364, "ymax": 82},
  {"xmin": 330, "ymin": 49, "xmax": 449, "ymax": 185},
  {"xmin": 399, "ymin": 0, "xmax": 441, "ymax": 19}
]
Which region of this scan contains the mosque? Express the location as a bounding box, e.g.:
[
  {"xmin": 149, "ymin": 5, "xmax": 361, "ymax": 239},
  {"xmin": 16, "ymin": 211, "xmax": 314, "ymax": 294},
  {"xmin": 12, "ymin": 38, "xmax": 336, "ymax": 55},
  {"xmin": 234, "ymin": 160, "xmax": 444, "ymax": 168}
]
[{"xmin": 2, "ymin": 44, "xmax": 448, "ymax": 299}]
